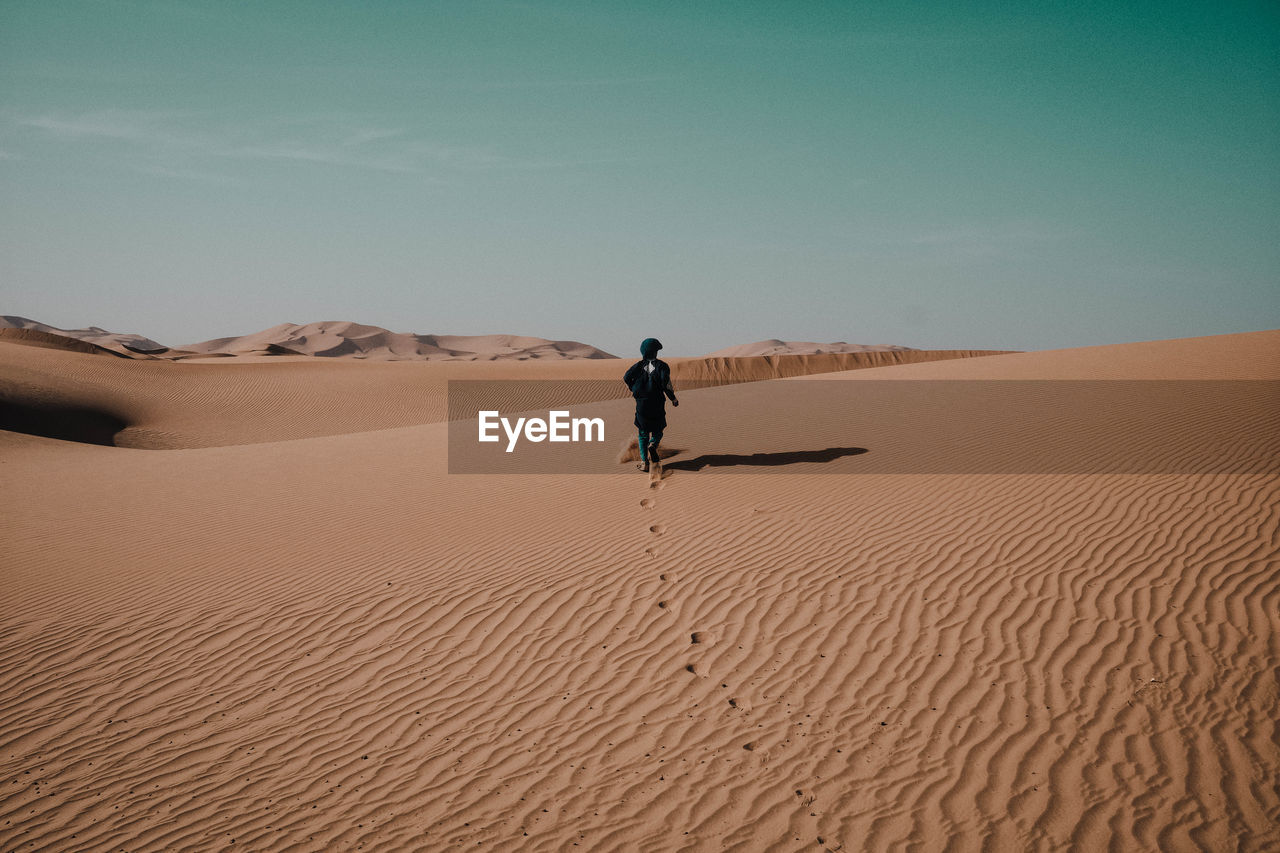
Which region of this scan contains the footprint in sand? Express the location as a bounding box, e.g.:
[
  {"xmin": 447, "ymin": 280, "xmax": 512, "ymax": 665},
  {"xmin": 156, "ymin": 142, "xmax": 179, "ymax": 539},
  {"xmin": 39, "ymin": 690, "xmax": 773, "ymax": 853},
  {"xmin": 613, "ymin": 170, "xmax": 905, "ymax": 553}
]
[
  {"xmin": 649, "ymin": 524, "xmax": 665, "ymax": 535},
  {"xmin": 690, "ymin": 631, "xmax": 716, "ymax": 646},
  {"xmin": 640, "ymin": 498, "xmax": 654, "ymax": 509}
]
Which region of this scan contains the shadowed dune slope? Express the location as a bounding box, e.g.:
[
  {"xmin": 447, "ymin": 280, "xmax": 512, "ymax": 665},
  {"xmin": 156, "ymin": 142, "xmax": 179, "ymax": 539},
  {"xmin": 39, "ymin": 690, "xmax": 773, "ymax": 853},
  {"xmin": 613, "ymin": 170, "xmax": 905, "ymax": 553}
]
[{"xmin": 0, "ymin": 331, "xmax": 1277, "ymax": 852}]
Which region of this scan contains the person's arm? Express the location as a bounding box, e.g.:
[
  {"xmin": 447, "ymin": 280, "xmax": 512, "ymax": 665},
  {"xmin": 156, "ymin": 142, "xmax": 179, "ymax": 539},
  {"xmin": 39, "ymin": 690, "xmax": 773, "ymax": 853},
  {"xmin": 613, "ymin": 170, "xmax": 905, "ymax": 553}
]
[
  {"xmin": 663, "ymin": 366, "xmax": 678, "ymax": 405},
  {"xmin": 624, "ymin": 362, "xmax": 640, "ymax": 392}
]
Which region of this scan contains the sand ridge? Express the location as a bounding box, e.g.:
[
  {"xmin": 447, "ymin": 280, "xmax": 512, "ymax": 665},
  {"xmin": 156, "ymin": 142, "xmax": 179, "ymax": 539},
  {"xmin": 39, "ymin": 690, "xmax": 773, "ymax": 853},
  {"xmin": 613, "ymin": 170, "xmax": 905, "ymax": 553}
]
[
  {"xmin": 703, "ymin": 340, "xmax": 915, "ymax": 357},
  {"xmin": 1, "ymin": 331, "xmax": 1277, "ymax": 851}
]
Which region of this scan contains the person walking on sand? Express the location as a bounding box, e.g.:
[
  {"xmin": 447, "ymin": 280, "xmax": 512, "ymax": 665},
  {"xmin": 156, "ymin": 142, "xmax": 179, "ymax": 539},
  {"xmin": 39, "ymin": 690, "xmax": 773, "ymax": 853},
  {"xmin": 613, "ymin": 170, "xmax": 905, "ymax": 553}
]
[{"xmin": 624, "ymin": 337, "xmax": 678, "ymax": 472}]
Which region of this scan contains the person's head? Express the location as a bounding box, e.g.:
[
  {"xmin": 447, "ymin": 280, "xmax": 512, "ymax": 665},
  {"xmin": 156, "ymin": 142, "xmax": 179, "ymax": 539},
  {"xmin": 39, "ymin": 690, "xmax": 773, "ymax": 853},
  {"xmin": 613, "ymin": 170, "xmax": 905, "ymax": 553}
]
[{"xmin": 640, "ymin": 338, "xmax": 662, "ymax": 359}]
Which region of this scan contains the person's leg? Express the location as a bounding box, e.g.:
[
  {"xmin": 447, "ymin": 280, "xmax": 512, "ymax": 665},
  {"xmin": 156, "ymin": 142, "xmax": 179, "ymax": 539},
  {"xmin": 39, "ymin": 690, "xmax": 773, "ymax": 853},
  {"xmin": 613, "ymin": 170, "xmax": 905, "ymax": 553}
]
[
  {"xmin": 647, "ymin": 429, "xmax": 663, "ymax": 460},
  {"xmin": 638, "ymin": 429, "xmax": 650, "ymax": 464}
]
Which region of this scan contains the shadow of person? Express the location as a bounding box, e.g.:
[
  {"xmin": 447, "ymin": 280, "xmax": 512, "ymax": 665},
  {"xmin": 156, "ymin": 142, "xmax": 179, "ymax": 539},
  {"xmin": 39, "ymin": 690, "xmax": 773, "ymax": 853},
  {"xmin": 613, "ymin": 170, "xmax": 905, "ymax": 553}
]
[{"xmin": 663, "ymin": 446, "xmax": 868, "ymax": 472}]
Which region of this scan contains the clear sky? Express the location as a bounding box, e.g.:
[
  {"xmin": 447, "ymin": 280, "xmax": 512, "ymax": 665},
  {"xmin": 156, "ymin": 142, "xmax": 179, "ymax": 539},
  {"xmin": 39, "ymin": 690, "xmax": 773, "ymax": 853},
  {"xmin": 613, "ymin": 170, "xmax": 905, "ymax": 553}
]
[{"xmin": 2, "ymin": 1, "xmax": 1277, "ymax": 353}]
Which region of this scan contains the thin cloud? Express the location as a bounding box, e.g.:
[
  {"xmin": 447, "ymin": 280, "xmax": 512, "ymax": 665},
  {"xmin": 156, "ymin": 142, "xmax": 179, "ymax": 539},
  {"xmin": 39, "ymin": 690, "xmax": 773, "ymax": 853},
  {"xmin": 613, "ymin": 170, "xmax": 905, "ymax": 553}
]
[
  {"xmin": 907, "ymin": 225, "xmax": 1070, "ymax": 246},
  {"xmin": 18, "ymin": 111, "xmax": 201, "ymax": 146},
  {"xmin": 444, "ymin": 74, "xmax": 677, "ymax": 90},
  {"xmin": 884, "ymin": 223, "xmax": 1077, "ymax": 263},
  {"xmin": 10, "ymin": 109, "xmax": 660, "ymax": 178},
  {"xmin": 11, "ymin": 110, "xmax": 536, "ymax": 176},
  {"xmin": 129, "ymin": 163, "xmax": 246, "ymax": 185},
  {"xmin": 223, "ymin": 143, "xmax": 423, "ymax": 174}
]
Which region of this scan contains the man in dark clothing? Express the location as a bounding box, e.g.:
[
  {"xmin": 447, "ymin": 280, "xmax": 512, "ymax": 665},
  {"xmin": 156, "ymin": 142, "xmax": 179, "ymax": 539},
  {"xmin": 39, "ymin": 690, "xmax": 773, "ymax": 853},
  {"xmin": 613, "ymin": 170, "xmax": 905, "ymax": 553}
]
[{"xmin": 623, "ymin": 337, "xmax": 678, "ymax": 472}]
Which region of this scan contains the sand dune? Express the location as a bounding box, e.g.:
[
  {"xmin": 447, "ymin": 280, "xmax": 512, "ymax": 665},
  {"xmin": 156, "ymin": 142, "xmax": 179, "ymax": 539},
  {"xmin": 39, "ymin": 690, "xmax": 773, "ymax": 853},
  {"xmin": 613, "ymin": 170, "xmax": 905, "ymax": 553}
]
[
  {"xmin": 0, "ymin": 315, "xmax": 166, "ymax": 356},
  {"xmin": 704, "ymin": 339, "xmax": 916, "ymax": 357},
  {"xmin": 0, "ymin": 327, "xmax": 137, "ymax": 359},
  {"xmin": 1, "ymin": 330, "xmax": 1277, "ymax": 851},
  {"xmin": 182, "ymin": 321, "xmax": 617, "ymax": 361}
]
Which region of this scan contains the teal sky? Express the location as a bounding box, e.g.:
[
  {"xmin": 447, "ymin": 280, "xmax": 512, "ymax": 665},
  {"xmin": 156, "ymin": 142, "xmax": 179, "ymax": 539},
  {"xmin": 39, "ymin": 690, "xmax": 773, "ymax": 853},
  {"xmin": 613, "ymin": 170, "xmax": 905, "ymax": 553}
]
[{"xmin": 2, "ymin": 1, "xmax": 1277, "ymax": 353}]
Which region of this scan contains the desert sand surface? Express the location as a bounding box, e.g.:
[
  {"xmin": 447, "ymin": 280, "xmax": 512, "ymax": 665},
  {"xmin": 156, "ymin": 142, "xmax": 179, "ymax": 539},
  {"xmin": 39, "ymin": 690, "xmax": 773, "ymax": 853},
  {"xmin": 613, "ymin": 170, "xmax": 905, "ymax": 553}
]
[{"xmin": 1, "ymin": 330, "xmax": 1277, "ymax": 851}]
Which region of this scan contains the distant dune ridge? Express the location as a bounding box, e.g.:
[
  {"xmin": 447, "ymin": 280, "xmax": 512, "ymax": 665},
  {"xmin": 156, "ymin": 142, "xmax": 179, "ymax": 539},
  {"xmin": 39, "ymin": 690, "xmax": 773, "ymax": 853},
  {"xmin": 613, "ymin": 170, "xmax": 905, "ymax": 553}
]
[
  {"xmin": 182, "ymin": 320, "xmax": 619, "ymax": 361},
  {"xmin": 703, "ymin": 339, "xmax": 916, "ymax": 357},
  {"xmin": 0, "ymin": 316, "xmax": 619, "ymax": 361},
  {"xmin": 0, "ymin": 316, "xmax": 936, "ymax": 361}
]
